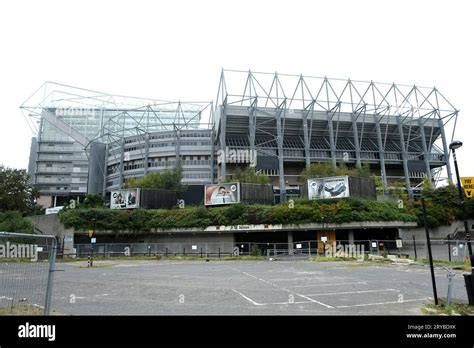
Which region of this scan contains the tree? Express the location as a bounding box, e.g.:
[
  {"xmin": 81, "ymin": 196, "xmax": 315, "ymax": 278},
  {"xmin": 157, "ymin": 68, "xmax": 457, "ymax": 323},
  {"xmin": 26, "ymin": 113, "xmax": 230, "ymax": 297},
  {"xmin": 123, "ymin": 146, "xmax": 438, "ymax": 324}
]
[
  {"xmin": 124, "ymin": 164, "xmax": 185, "ymax": 191},
  {"xmin": 0, "ymin": 211, "xmax": 32, "ymax": 234},
  {"xmin": 300, "ymin": 162, "xmax": 371, "ymax": 181},
  {"xmin": 229, "ymin": 166, "xmax": 269, "ymax": 184},
  {"xmin": 0, "ymin": 165, "xmax": 39, "ymax": 213}
]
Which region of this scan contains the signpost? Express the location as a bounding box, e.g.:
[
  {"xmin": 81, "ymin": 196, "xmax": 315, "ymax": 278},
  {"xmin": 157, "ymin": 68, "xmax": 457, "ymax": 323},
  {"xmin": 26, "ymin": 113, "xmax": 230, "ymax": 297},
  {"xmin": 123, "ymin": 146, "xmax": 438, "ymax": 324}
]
[{"xmin": 461, "ymin": 177, "xmax": 474, "ymax": 199}]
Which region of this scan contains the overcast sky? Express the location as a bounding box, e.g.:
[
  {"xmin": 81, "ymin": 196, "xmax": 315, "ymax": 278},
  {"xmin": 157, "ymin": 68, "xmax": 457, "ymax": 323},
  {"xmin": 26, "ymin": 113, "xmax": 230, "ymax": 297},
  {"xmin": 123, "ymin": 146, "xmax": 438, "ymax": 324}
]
[{"xmin": 1, "ymin": 0, "xmax": 473, "ymax": 182}]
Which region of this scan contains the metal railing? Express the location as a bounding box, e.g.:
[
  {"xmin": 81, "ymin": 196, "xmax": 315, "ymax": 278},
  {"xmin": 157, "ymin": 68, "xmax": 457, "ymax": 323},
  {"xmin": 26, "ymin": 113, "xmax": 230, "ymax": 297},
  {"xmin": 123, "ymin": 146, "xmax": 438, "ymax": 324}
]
[{"xmin": 69, "ymin": 239, "xmax": 471, "ymax": 263}]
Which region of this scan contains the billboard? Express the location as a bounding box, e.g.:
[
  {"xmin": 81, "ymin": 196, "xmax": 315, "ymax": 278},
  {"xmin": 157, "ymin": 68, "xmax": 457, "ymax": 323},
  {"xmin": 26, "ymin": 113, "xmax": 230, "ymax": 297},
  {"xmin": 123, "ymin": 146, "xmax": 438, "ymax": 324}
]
[
  {"xmin": 110, "ymin": 189, "xmax": 140, "ymax": 209},
  {"xmin": 204, "ymin": 183, "xmax": 240, "ymax": 206},
  {"xmin": 307, "ymin": 176, "xmax": 349, "ymax": 200}
]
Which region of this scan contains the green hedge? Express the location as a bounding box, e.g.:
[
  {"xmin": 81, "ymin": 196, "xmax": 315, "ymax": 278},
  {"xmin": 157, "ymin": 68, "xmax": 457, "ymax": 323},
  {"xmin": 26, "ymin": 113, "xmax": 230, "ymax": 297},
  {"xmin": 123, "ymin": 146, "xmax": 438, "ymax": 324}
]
[{"xmin": 59, "ymin": 198, "xmax": 417, "ymax": 232}]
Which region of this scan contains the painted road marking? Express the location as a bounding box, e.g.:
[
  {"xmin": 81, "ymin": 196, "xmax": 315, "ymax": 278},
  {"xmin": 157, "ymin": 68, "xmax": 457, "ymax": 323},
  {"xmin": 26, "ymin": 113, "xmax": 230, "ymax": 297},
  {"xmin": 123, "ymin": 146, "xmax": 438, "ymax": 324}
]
[
  {"xmin": 335, "ymin": 297, "xmax": 431, "ymax": 308},
  {"xmin": 231, "ymin": 289, "xmax": 311, "ymax": 306},
  {"xmin": 305, "ymin": 289, "xmax": 399, "ymax": 297},
  {"xmin": 288, "ymin": 281, "xmax": 368, "ymax": 288},
  {"xmin": 228, "ymin": 267, "xmax": 334, "ymax": 308}
]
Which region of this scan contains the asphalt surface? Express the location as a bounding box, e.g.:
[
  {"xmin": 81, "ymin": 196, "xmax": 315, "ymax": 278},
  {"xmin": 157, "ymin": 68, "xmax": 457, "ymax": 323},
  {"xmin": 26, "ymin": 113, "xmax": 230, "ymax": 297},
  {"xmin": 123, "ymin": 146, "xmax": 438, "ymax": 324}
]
[{"xmin": 37, "ymin": 259, "xmax": 471, "ymax": 315}]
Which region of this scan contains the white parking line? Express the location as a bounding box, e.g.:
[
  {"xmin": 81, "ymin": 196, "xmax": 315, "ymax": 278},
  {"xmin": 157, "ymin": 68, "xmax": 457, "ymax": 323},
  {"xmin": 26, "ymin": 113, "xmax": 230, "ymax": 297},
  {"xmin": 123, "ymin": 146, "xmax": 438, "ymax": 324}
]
[
  {"xmin": 231, "ymin": 289, "xmax": 312, "ymax": 306},
  {"xmin": 289, "ymin": 281, "xmax": 368, "ymax": 288},
  {"xmin": 305, "ymin": 289, "xmax": 399, "ymax": 297},
  {"xmin": 335, "ymin": 297, "xmax": 431, "ymax": 308},
  {"xmin": 228, "ymin": 267, "xmax": 334, "ymax": 308}
]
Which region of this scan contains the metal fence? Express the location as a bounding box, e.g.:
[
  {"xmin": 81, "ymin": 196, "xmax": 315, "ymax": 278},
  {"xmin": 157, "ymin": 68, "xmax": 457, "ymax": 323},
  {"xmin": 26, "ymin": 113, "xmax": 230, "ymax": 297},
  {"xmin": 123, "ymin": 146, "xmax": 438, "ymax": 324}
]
[
  {"xmin": 71, "ymin": 239, "xmax": 472, "ymax": 263},
  {"xmin": 0, "ymin": 231, "xmax": 57, "ymax": 315}
]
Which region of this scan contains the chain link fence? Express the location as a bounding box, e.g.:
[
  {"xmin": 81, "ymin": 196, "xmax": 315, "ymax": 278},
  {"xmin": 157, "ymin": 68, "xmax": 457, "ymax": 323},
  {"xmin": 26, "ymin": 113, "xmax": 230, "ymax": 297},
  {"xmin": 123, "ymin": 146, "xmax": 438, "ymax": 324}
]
[{"xmin": 0, "ymin": 232, "xmax": 57, "ymax": 315}]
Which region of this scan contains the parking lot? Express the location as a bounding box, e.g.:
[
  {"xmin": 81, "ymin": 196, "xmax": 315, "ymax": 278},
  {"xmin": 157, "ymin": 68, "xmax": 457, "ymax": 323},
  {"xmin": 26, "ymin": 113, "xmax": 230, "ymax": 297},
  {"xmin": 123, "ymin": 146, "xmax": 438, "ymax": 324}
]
[{"xmin": 47, "ymin": 259, "xmax": 469, "ymax": 315}]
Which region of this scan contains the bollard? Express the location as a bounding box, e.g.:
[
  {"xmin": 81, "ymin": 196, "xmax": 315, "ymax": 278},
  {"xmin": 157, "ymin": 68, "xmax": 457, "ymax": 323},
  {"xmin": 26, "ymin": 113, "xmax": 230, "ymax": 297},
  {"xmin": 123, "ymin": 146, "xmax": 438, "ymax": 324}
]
[
  {"xmin": 413, "ymin": 235, "xmax": 417, "ymax": 260},
  {"xmin": 447, "ymin": 235, "xmax": 451, "ymax": 262},
  {"xmin": 446, "ymin": 271, "xmax": 455, "ymax": 305}
]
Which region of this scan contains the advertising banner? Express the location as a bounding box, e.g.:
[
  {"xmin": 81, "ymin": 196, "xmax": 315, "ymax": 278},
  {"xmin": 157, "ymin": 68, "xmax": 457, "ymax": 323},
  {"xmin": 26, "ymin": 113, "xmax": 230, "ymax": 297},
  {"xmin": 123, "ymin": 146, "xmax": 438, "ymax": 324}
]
[
  {"xmin": 307, "ymin": 176, "xmax": 349, "ymax": 200},
  {"xmin": 204, "ymin": 183, "xmax": 240, "ymax": 206},
  {"xmin": 110, "ymin": 189, "xmax": 140, "ymax": 209}
]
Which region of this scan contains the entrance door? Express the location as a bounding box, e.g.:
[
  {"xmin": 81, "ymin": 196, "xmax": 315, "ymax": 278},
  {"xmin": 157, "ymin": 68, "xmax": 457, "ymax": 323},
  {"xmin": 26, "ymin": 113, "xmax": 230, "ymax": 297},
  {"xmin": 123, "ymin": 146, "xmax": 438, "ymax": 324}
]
[{"xmin": 317, "ymin": 230, "xmax": 336, "ymax": 254}]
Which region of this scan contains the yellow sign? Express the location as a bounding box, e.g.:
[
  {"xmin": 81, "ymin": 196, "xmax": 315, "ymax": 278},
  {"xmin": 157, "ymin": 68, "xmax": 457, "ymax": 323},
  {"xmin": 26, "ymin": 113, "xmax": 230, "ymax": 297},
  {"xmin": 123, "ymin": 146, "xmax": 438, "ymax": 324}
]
[
  {"xmin": 88, "ymin": 229, "xmax": 94, "ymax": 237},
  {"xmin": 461, "ymin": 177, "xmax": 474, "ymax": 198}
]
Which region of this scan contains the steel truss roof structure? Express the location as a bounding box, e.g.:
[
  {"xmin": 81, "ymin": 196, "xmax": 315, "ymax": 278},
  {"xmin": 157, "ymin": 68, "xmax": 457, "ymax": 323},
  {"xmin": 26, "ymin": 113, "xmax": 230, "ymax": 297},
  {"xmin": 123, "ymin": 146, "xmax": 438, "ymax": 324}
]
[
  {"xmin": 215, "ymin": 69, "xmax": 458, "ymax": 199},
  {"xmin": 21, "ymin": 81, "xmax": 214, "ymax": 149}
]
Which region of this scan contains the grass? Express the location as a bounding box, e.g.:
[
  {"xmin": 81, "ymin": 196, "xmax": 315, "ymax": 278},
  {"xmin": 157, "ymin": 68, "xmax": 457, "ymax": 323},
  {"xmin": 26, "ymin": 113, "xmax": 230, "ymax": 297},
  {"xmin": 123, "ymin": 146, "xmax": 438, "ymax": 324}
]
[
  {"xmin": 309, "ymin": 256, "xmax": 360, "ymax": 262},
  {"xmin": 421, "ymin": 299, "xmax": 474, "ymax": 316},
  {"xmin": 77, "ymin": 263, "xmax": 117, "ymax": 269},
  {"xmin": 0, "ymin": 305, "xmax": 44, "ymax": 315},
  {"xmin": 417, "ymin": 258, "xmax": 472, "ymax": 272}
]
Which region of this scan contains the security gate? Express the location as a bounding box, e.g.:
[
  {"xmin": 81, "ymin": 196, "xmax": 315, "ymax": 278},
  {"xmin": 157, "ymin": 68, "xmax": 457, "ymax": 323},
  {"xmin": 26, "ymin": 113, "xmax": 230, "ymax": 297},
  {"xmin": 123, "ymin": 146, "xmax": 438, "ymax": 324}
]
[{"xmin": 0, "ymin": 231, "xmax": 57, "ymax": 315}]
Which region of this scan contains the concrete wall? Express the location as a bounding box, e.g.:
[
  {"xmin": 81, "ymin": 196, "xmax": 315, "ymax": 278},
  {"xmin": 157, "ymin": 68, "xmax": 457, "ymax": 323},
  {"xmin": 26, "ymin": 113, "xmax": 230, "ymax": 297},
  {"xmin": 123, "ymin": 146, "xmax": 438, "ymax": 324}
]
[
  {"xmin": 28, "ymin": 214, "xmax": 75, "ymax": 257},
  {"xmin": 399, "ymin": 219, "xmax": 474, "ymax": 240},
  {"xmin": 75, "ymin": 233, "xmax": 236, "ymax": 255}
]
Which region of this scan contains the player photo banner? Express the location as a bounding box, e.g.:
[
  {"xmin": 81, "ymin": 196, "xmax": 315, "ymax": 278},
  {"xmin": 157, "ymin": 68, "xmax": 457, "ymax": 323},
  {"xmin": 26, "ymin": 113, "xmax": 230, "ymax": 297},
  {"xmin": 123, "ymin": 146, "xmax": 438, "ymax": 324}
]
[
  {"xmin": 307, "ymin": 176, "xmax": 349, "ymax": 200},
  {"xmin": 110, "ymin": 189, "xmax": 140, "ymax": 209},
  {"xmin": 204, "ymin": 183, "xmax": 240, "ymax": 206}
]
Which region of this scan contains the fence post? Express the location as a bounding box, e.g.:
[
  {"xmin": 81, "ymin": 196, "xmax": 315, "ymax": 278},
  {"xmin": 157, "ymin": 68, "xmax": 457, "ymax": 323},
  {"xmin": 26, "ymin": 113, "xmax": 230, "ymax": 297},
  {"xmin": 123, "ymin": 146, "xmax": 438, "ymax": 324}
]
[
  {"xmin": 44, "ymin": 237, "xmax": 57, "ymax": 316},
  {"xmin": 218, "ymin": 247, "xmax": 221, "ymax": 259},
  {"xmin": 413, "ymin": 235, "xmax": 417, "ymax": 260},
  {"xmin": 165, "ymin": 247, "xmax": 168, "ymax": 257},
  {"xmin": 448, "ymin": 235, "xmax": 451, "ymax": 262},
  {"xmin": 200, "ymin": 248, "xmax": 203, "ymax": 258},
  {"xmin": 183, "ymin": 248, "xmax": 186, "ymax": 256},
  {"xmin": 308, "ymin": 241, "xmax": 312, "ymax": 258}
]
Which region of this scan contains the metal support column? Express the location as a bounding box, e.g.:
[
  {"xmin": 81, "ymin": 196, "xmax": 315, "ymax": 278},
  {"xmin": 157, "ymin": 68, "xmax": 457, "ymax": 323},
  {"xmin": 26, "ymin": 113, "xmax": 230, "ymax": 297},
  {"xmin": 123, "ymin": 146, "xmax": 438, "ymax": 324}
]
[
  {"xmin": 118, "ymin": 139, "xmax": 125, "ymax": 189},
  {"xmin": 418, "ymin": 119, "xmax": 432, "ymax": 184},
  {"xmin": 210, "ymin": 128, "xmax": 215, "ymax": 184},
  {"xmin": 143, "ymin": 133, "xmax": 150, "ymax": 175},
  {"xmin": 438, "ymin": 119, "xmax": 453, "ymax": 182},
  {"xmin": 174, "ymin": 127, "xmax": 181, "ymax": 164},
  {"xmin": 302, "ymin": 107, "xmax": 311, "ymax": 168},
  {"xmin": 276, "ymin": 101, "xmax": 286, "ymax": 202},
  {"xmin": 397, "ymin": 116, "xmax": 412, "ymax": 196},
  {"xmin": 374, "ymin": 116, "xmax": 388, "ymax": 192},
  {"xmin": 249, "ymin": 98, "xmax": 257, "ymax": 166},
  {"xmin": 102, "ymin": 143, "xmax": 109, "ymax": 198},
  {"xmin": 219, "ymin": 105, "xmax": 227, "ymax": 182},
  {"xmin": 327, "ymin": 112, "xmax": 337, "ymax": 169},
  {"xmin": 351, "ymin": 113, "xmax": 361, "ymax": 167}
]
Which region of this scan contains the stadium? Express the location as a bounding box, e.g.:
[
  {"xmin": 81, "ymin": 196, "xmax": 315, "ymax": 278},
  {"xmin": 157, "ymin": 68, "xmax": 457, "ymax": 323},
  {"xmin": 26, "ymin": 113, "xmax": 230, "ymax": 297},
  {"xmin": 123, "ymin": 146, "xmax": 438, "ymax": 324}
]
[{"xmin": 22, "ymin": 69, "xmax": 458, "ymax": 206}]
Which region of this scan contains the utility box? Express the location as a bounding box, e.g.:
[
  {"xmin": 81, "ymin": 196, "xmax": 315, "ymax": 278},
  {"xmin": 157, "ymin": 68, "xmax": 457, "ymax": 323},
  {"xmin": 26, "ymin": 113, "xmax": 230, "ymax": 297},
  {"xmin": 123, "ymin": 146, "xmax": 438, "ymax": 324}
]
[{"xmin": 463, "ymin": 272, "xmax": 474, "ymax": 305}]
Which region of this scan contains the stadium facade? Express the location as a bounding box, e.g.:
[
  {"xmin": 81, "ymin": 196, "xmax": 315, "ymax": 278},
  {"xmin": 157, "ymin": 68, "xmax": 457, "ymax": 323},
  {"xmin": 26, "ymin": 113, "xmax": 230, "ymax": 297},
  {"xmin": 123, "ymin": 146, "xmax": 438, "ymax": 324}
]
[{"xmin": 22, "ymin": 70, "xmax": 458, "ymax": 207}]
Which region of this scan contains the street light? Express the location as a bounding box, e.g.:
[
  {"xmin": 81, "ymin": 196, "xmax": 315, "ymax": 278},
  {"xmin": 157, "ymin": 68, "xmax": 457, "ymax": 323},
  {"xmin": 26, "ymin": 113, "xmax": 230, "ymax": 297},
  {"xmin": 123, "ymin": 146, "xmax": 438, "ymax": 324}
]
[
  {"xmin": 450, "ymin": 140, "xmax": 474, "ymax": 305},
  {"xmin": 449, "ymin": 140, "xmax": 473, "ymax": 261}
]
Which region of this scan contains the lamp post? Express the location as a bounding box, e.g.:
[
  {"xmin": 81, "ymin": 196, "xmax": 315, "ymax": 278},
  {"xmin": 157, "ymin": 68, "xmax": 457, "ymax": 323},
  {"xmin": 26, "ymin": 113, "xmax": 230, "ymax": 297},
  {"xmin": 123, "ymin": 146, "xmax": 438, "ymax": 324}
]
[
  {"xmin": 451, "ymin": 141, "xmax": 474, "ymax": 305},
  {"xmin": 449, "ymin": 140, "xmax": 473, "ymax": 261}
]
